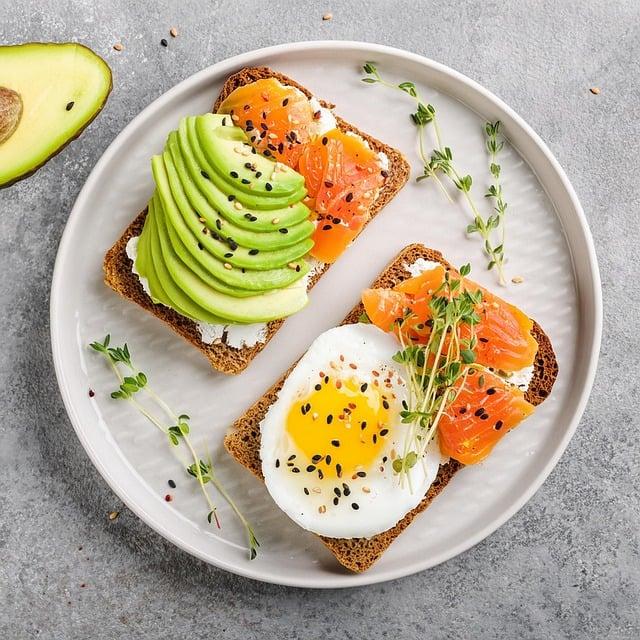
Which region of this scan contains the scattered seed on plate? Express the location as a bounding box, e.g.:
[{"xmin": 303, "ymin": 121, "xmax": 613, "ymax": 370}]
[
  {"xmin": 511, "ymin": 275, "xmax": 524, "ymax": 284},
  {"xmin": 322, "ymin": 12, "xmax": 333, "ymax": 20},
  {"xmin": 160, "ymin": 38, "xmax": 168, "ymax": 47},
  {"xmin": 108, "ymin": 511, "xmax": 119, "ymax": 521},
  {"xmin": 589, "ymin": 87, "xmax": 600, "ymax": 95},
  {"xmin": 113, "ymin": 43, "xmax": 124, "ymax": 52},
  {"xmin": 169, "ymin": 27, "xmax": 178, "ymax": 38}
]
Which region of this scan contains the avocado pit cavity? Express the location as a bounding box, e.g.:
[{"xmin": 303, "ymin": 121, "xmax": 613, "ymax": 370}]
[{"xmin": 0, "ymin": 87, "xmax": 23, "ymax": 144}]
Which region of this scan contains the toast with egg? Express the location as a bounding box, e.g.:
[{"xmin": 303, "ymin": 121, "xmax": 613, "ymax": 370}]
[
  {"xmin": 224, "ymin": 244, "xmax": 558, "ymax": 572},
  {"xmin": 103, "ymin": 67, "xmax": 410, "ymax": 375}
]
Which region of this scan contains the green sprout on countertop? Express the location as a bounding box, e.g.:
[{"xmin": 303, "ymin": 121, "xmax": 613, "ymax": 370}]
[{"xmin": 89, "ymin": 334, "xmax": 259, "ymax": 560}]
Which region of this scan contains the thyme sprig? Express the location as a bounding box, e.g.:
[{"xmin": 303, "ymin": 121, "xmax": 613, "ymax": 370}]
[
  {"xmin": 361, "ymin": 63, "xmax": 510, "ymax": 285},
  {"xmin": 390, "ymin": 265, "xmax": 482, "ymax": 489},
  {"xmin": 362, "ymin": 62, "xmax": 452, "ymax": 203},
  {"xmin": 89, "ymin": 335, "xmax": 259, "ymax": 560}
]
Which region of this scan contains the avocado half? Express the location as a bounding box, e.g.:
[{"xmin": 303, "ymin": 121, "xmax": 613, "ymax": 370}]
[{"xmin": 0, "ymin": 42, "xmax": 112, "ymax": 188}]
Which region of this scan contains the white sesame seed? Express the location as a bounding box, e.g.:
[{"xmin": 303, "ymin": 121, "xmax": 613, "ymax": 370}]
[
  {"xmin": 511, "ymin": 275, "xmax": 525, "ymax": 284},
  {"xmin": 231, "ymin": 114, "xmax": 239, "ymax": 122},
  {"xmin": 224, "ymin": 262, "xmax": 232, "ymax": 270},
  {"xmin": 234, "ymin": 201, "xmax": 243, "ymax": 210},
  {"xmin": 312, "ymin": 487, "xmax": 321, "ymax": 494},
  {"xmin": 271, "ymin": 217, "xmax": 280, "ymax": 224}
]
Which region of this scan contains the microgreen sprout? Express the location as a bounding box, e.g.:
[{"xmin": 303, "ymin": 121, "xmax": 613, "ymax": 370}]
[
  {"xmin": 388, "ymin": 265, "xmax": 482, "ymax": 489},
  {"xmin": 89, "ymin": 335, "xmax": 259, "ymax": 560},
  {"xmin": 362, "ymin": 63, "xmax": 511, "ymax": 285}
]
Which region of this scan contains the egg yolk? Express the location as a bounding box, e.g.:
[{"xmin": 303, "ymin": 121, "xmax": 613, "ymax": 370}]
[{"xmin": 285, "ymin": 373, "xmax": 395, "ymax": 478}]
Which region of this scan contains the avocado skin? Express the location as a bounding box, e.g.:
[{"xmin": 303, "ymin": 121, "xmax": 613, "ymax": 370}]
[{"xmin": 0, "ymin": 42, "xmax": 112, "ymax": 189}]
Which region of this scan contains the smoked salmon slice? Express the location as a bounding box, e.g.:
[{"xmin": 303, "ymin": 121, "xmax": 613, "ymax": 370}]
[
  {"xmin": 218, "ymin": 78, "xmax": 315, "ymax": 167},
  {"xmin": 299, "ymin": 129, "xmax": 385, "ymax": 263},
  {"xmin": 438, "ymin": 369, "xmax": 535, "ymax": 464},
  {"xmin": 362, "ymin": 265, "xmax": 538, "ymax": 373}
]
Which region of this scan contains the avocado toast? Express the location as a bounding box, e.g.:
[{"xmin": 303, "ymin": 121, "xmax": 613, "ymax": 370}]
[{"xmin": 104, "ymin": 67, "xmax": 410, "ymax": 374}]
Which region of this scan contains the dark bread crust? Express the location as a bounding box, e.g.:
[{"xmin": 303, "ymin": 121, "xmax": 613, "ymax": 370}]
[
  {"xmin": 224, "ymin": 244, "xmax": 559, "ymax": 572},
  {"xmin": 103, "ymin": 66, "xmax": 410, "ymax": 375}
]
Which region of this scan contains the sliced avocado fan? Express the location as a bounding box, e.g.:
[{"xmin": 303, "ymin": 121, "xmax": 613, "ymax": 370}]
[
  {"xmin": 133, "ymin": 113, "xmax": 315, "ymax": 325},
  {"xmin": 0, "ymin": 43, "xmax": 112, "ymax": 188}
]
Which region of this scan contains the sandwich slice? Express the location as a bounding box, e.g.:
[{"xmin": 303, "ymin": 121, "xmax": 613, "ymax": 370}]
[
  {"xmin": 225, "ymin": 244, "xmax": 558, "ymax": 572},
  {"xmin": 104, "ymin": 67, "xmax": 410, "ymax": 374}
]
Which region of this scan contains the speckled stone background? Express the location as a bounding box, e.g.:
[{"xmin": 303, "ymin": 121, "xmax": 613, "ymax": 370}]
[{"xmin": 1, "ymin": 1, "xmax": 639, "ymax": 638}]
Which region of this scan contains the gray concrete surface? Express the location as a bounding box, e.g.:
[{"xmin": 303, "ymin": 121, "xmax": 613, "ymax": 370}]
[{"xmin": 1, "ymin": 1, "xmax": 639, "ymax": 638}]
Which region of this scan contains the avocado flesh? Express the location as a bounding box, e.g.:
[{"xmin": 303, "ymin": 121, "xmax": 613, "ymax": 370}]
[
  {"xmin": 136, "ymin": 113, "xmax": 316, "ymax": 325},
  {"xmin": 146, "ymin": 202, "xmax": 228, "ymax": 323},
  {"xmin": 156, "ymin": 152, "xmax": 313, "ymax": 271},
  {"xmin": 167, "ymin": 132, "xmax": 314, "ymax": 249},
  {"xmin": 0, "ymin": 43, "xmax": 112, "ymax": 188},
  {"xmin": 196, "ymin": 116, "xmax": 305, "ymax": 198},
  {"xmin": 185, "ymin": 117, "xmax": 307, "ymax": 210},
  {"xmin": 155, "ymin": 194, "xmax": 258, "ymax": 299},
  {"xmin": 152, "ymin": 154, "xmax": 309, "ymax": 291},
  {"xmin": 176, "ymin": 118, "xmax": 310, "ymax": 230},
  {"xmin": 146, "ymin": 193, "xmax": 309, "ymax": 324}
]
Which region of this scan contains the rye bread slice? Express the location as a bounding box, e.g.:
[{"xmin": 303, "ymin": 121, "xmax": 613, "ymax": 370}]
[
  {"xmin": 103, "ymin": 67, "xmax": 410, "ymax": 375},
  {"xmin": 224, "ymin": 243, "xmax": 559, "ymax": 573}
]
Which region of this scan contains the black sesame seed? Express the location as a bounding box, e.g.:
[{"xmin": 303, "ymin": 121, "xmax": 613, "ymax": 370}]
[
  {"xmin": 168, "ymin": 479, "xmax": 176, "ymax": 488},
  {"xmin": 331, "ymin": 439, "xmax": 340, "ymax": 447},
  {"xmin": 288, "ymin": 454, "xmax": 296, "ymax": 461},
  {"xmin": 244, "ymin": 213, "xmax": 253, "ymax": 219},
  {"xmin": 324, "ymin": 376, "xmax": 329, "ymax": 383},
  {"xmin": 230, "ymin": 171, "xmax": 239, "ymax": 178},
  {"xmin": 345, "ymin": 192, "xmax": 354, "ymax": 202},
  {"xmin": 224, "ymin": 252, "xmax": 233, "ymax": 258},
  {"xmin": 336, "ymin": 464, "xmax": 342, "ymax": 477},
  {"xmin": 326, "ymin": 414, "xmax": 333, "ymax": 425},
  {"xmin": 312, "ymin": 454, "xmax": 322, "ymax": 462},
  {"xmin": 480, "ymin": 414, "xmax": 489, "ymax": 420},
  {"xmin": 279, "ymin": 228, "xmax": 289, "ymax": 234},
  {"xmin": 479, "ymin": 337, "xmax": 489, "ymax": 343},
  {"xmin": 325, "ymin": 454, "xmax": 332, "ymax": 465},
  {"xmin": 201, "ymin": 170, "xmax": 210, "ymax": 180},
  {"xmin": 318, "ymin": 469, "xmax": 324, "ymax": 480},
  {"xmin": 487, "ymin": 388, "xmax": 496, "ymax": 395},
  {"xmin": 275, "ymin": 459, "xmax": 280, "ymax": 468},
  {"xmin": 360, "ymin": 421, "xmax": 367, "ymax": 430},
  {"xmin": 244, "ymin": 162, "xmax": 253, "ymax": 169},
  {"xmin": 250, "ymin": 215, "xmax": 258, "ymax": 222},
  {"xmin": 216, "ymin": 219, "xmax": 222, "ymax": 230},
  {"xmin": 222, "ymin": 117, "xmax": 227, "ymax": 126},
  {"xmin": 356, "ymin": 471, "xmax": 366, "ymax": 478},
  {"xmin": 372, "ymin": 434, "xmax": 378, "ymax": 444},
  {"xmin": 343, "ymin": 486, "xmax": 351, "ymax": 497},
  {"xmin": 241, "ymin": 178, "xmax": 251, "ymax": 184},
  {"xmin": 382, "ymin": 400, "xmax": 390, "ymax": 410},
  {"xmin": 360, "ymin": 383, "xmax": 368, "ymax": 392},
  {"xmin": 334, "ymin": 487, "xmax": 341, "ymax": 497},
  {"xmin": 263, "ymin": 149, "xmax": 272, "ymax": 157},
  {"xmin": 351, "ymin": 503, "xmax": 360, "ymax": 510},
  {"xmin": 291, "ymin": 467, "xmax": 300, "ymax": 473},
  {"xmin": 322, "ymin": 224, "xmax": 332, "ymax": 231},
  {"xmin": 255, "ymin": 171, "xmax": 262, "ymax": 178},
  {"xmin": 249, "ymin": 249, "xmax": 259, "ymax": 255},
  {"xmin": 282, "ymin": 98, "xmax": 289, "ymax": 106},
  {"xmin": 306, "ymin": 465, "xmax": 316, "ymax": 472},
  {"xmin": 332, "ymin": 217, "xmax": 341, "ymax": 225},
  {"xmin": 197, "ymin": 242, "xmax": 203, "ymax": 250},
  {"xmin": 260, "ymin": 122, "xmax": 268, "ymax": 130},
  {"xmin": 379, "ymin": 429, "xmax": 389, "ymax": 437},
  {"xmin": 303, "ymin": 487, "xmax": 310, "ymax": 495},
  {"xmin": 333, "ymin": 497, "xmax": 339, "ymax": 506},
  {"xmin": 381, "ymin": 170, "xmax": 389, "ymax": 178},
  {"xmin": 459, "ymin": 407, "xmax": 467, "ymax": 414},
  {"xmin": 228, "ymin": 240, "xmax": 238, "ymax": 251},
  {"xmin": 495, "ymin": 420, "xmax": 504, "ymax": 431},
  {"xmin": 160, "ymin": 38, "xmax": 168, "ymax": 47},
  {"xmin": 265, "ymin": 182, "xmax": 273, "ymax": 191},
  {"xmin": 227, "ymin": 194, "xmax": 235, "ymax": 201},
  {"xmin": 322, "ymin": 136, "xmax": 328, "ymax": 145},
  {"xmin": 65, "ymin": 101, "xmax": 75, "ymax": 111},
  {"xmin": 315, "ymin": 384, "xmax": 322, "ymax": 391},
  {"xmin": 474, "ymin": 408, "xmax": 485, "ymax": 417}
]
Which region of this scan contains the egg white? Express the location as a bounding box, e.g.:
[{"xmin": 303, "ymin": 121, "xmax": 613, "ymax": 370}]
[{"xmin": 260, "ymin": 324, "xmax": 446, "ymax": 539}]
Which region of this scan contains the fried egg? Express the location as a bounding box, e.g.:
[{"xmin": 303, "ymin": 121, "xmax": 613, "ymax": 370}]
[{"xmin": 260, "ymin": 324, "xmax": 445, "ymax": 539}]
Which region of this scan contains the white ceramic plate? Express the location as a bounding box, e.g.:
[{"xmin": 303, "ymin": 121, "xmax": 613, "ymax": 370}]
[{"xmin": 50, "ymin": 42, "xmax": 601, "ymax": 588}]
